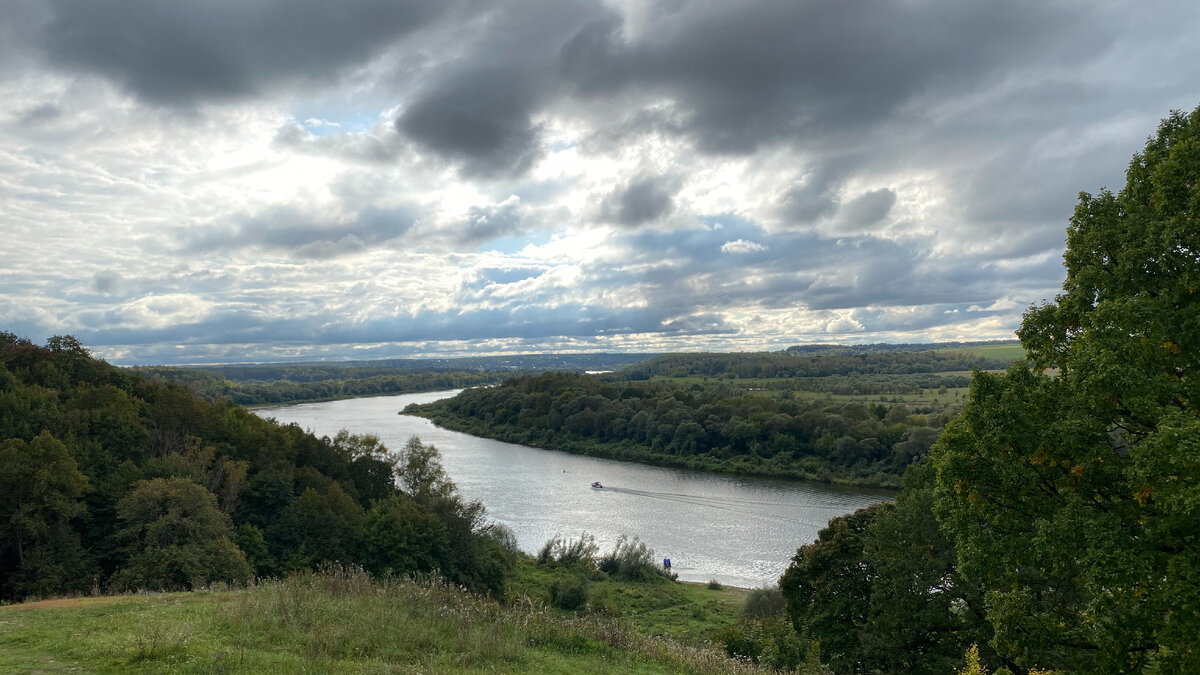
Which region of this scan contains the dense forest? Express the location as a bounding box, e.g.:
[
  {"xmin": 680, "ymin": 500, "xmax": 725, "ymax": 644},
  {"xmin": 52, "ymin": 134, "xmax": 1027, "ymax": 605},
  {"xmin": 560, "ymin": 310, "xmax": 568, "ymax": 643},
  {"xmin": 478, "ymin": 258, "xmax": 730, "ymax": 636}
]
[
  {"xmin": 0, "ymin": 333, "xmax": 515, "ymax": 601},
  {"xmin": 133, "ymin": 365, "xmax": 507, "ymax": 407},
  {"xmin": 408, "ymin": 370, "xmax": 957, "ymax": 487}
]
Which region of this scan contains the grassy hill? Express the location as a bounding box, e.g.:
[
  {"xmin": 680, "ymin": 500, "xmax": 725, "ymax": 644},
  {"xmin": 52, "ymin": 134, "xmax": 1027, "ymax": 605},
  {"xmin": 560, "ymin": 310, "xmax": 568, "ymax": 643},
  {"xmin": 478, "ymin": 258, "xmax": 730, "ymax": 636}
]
[{"xmin": 1, "ymin": 567, "xmax": 769, "ymax": 674}]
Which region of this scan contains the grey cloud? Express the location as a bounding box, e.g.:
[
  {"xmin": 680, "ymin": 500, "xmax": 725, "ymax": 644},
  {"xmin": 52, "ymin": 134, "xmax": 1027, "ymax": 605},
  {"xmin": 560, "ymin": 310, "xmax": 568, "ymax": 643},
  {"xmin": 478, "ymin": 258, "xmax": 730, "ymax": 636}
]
[
  {"xmin": 397, "ymin": 67, "xmax": 544, "ymax": 177},
  {"xmin": 39, "ymin": 0, "xmax": 452, "ymax": 105},
  {"xmin": 835, "ymin": 189, "xmax": 896, "ymax": 232},
  {"xmin": 601, "ymin": 174, "xmax": 678, "ymax": 226},
  {"xmin": 92, "ymin": 270, "xmax": 122, "ymax": 294},
  {"xmin": 394, "ymin": 0, "xmax": 614, "ymax": 177},
  {"xmin": 458, "ymin": 196, "xmax": 527, "ymax": 245},
  {"xmin": 186, "ymin": 205, "xmax": 414, "ymax": 258},
  {"xmin": 15, "ymin": 103, "xmax": 63, "ymax": 126},
  {"xmin": 609, "ymin": 222, "xmax": 1063, "ymax": 316},
  {"xmin": 774, "ymin": 176, "xmax": 838, "ymax": 225},
  {"xmin": 560, "ymin": 1, "xmax": 1082, "ymax": 154},
  {"xmin": 77, "ymin": 302, "xmax": 704, "ymax": 351}
]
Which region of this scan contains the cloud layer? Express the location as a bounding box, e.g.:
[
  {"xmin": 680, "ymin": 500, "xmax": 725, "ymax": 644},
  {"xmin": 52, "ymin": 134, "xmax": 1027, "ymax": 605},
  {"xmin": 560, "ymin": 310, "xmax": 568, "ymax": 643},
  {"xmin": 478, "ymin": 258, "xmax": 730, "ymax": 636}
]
[{"xmin": 2, "ymin": 0, "xmax": 1198, "ymax": 363}]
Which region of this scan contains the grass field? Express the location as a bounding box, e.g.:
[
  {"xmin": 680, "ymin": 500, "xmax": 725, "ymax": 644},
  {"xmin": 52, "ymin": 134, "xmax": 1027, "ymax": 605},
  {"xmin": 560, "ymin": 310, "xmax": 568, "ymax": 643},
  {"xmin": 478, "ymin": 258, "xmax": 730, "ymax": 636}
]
[
  {"xmin": 789, "ymin": 387, "xmax": 970, "ymax": 406},
  {"xmin": 935, "ymin": 343, "xmax": 1025, "ymax": 360},
  {"xmin": 508, "ymin": 559, "xmax": 753, "ymax": 647},
  {"xmin": 0, "ymin": 567, "xmax": 765, "ymax": 674}
]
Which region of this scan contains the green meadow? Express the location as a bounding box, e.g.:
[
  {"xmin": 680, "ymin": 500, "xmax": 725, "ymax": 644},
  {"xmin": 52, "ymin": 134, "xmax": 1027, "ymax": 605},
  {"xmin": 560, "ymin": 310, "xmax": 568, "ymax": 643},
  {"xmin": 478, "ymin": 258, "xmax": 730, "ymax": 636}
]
[{"xmin": 0, "ymin": 566, "xmax": 765, "ymax": 674}]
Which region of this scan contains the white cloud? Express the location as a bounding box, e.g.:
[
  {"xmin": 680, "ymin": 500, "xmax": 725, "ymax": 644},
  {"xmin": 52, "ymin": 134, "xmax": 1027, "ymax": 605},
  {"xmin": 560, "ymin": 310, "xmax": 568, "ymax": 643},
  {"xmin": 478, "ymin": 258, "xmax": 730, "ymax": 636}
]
[{"xmin": 720, "ymin": 239, "xmax": 768, "ymax": 254}]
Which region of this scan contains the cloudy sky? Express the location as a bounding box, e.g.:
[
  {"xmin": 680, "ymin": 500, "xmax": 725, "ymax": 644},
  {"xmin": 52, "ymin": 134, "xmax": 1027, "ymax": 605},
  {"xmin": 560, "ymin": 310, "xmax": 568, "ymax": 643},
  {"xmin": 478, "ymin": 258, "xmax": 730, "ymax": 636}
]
[{"xmin": 2, "ymin": 0, "xmax": 1198, "ymax": 364}]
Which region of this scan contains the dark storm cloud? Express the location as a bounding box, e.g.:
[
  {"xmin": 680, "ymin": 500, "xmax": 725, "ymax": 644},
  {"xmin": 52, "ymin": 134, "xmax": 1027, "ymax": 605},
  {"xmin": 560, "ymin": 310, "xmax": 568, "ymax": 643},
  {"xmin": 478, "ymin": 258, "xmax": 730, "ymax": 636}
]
[
  {"xmin": 397, "ymin": 67, "xmax": 545, "ymax": 177},
  {"xmin": 600, "ymin": 174, "xmax": 679, "ymax": 226},
  {"xmin": 185, "ymin": 205, "xmax": 415, "ymax": 258},
  {"xmin": 559, "ymin": 0, "xmax": 1081, "ymax": 155},
  {"xmin": 393, "ymin": 0, "xmax": 613, "ymax": 176},
  {"xmin": 38, "ymin": 0, "xmax": 453, "ymax": 105}
]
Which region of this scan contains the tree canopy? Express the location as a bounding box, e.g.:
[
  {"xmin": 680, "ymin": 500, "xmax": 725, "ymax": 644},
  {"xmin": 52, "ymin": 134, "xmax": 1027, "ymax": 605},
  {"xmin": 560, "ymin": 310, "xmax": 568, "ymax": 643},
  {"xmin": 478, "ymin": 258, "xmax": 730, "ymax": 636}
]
[
  {"xmin": 780, "ymin": 106, "xmax": 1198, "ymax": 674},
  {"xmin": 933, "ymin": 106, "xmax": 1200, "ymax": 672}
]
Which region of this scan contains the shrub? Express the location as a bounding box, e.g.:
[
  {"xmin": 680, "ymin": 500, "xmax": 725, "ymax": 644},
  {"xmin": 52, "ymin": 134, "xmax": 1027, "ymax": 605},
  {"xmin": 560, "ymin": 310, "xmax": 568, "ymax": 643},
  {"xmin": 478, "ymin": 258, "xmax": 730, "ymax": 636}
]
[
  {"xmin": 550, "ymin": 574, "xmax": 590, "ymax": 611},
  {"xmin": 742, "ymin": 585, "xmax": 786, "ymax": 619},
  {"xmin": 597, "ymin": 536, "xmax": 675, "ymax": 581},
  {"xmin": 707, "ymin": 579, "xmax": 723, "ymax": 590},
  {"xmin": 537, "ymin": 533, "xmax": 599, "ymax": 569},
  {"xmin": 720, "ymin": 616, "xmax": 810, "ymax": 671}
]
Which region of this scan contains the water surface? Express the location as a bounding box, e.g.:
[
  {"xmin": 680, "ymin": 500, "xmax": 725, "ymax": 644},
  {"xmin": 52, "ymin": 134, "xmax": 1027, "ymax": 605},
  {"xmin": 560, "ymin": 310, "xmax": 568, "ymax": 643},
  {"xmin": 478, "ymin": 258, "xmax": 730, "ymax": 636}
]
[{"xmin": 257, "ymin": 391, "xmax": 892, "ymax": 588}]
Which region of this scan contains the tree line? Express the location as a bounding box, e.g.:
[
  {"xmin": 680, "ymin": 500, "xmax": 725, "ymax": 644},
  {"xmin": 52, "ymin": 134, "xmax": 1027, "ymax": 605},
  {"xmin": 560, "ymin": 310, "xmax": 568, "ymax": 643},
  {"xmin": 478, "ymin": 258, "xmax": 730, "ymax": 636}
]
[
  {"xmin": 134, "ymin": 365, "xmax": 507, "ymax": 406},
  {"xmin": 623, "ymin": 349, "xmax": 1013, "ymax": 380},
  {"xmin": 408, "ymin": 372, "xmax": 954, "ymax": 488}
]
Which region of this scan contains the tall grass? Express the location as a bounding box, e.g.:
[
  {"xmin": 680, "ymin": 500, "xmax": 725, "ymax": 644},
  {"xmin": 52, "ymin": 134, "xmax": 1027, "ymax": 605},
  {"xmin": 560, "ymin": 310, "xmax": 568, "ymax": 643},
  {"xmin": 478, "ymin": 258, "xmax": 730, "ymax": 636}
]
[{"xmin": 223, "ymin": 564, "xmax": 766, "ymax": 673}]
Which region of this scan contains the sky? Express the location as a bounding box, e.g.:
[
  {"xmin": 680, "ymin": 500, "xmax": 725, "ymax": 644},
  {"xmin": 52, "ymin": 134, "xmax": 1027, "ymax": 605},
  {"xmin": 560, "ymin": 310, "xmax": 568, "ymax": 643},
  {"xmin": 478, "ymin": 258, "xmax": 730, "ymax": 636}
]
[{"xmin": 2, "ymin": 1, "xmax": 1198, "ymax": 365}]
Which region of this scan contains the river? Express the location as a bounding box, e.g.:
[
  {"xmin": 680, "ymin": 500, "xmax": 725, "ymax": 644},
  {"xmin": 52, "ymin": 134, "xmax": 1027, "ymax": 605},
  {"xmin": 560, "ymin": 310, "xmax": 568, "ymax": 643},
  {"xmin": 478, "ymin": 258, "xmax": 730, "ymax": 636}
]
[{"xmin": 255, "ymin": 390, "xmax": 893, "ymax": 588}]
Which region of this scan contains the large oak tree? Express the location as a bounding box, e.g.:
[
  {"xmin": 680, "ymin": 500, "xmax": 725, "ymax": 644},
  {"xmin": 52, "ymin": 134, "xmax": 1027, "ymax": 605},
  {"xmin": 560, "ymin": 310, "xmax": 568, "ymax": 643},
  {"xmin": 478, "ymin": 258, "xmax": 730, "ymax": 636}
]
[{"xmin": 932, "ymin": 106, "xmax": 1199, "ymax": 672}]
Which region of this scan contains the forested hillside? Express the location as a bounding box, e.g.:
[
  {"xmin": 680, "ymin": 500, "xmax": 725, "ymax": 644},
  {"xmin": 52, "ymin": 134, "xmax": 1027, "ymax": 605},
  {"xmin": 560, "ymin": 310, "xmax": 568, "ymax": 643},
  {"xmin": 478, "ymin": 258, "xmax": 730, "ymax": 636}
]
[{"xmin": 0, "ymin": 334, "xmax": 513, "ymax": 601}]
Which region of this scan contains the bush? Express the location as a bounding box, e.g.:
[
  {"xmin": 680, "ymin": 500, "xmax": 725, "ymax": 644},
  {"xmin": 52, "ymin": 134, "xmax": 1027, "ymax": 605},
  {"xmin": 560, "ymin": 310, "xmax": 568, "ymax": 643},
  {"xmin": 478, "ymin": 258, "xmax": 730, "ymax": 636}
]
[
  {"xmin": 537, "ymin": 533, "xmax": 599, "ymax": 569},
  {"xmin": 596, "ymin": 536, "xmax": 675, "ymax": 581},
  {"xmin": 720, "ymin": 616, "xmax": 810, "ymax": 671},
  {"xmin": 742, "ymin": 585, "xmax": 786, "ymax": 619},
  {"xmin": 707, "ymin": 579, "xmax": 723, "ymax": 590},
  {"xmin": 550, "ymin": 574, "xmax": 590, "ymax": 611}
]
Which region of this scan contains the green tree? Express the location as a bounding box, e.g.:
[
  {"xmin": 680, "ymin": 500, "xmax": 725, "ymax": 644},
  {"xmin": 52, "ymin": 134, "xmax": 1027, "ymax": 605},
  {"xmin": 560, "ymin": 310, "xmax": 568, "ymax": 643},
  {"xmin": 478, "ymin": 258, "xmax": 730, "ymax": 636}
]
[
  {"xmin": 932, "ymin": 106, "xmax": 1200, "ymax": 672},
  {"xmin": 396, "ymin": 436, "xmax": 455, "ymax": 504},
  {"xmin": 331, "ymin": 430, "xmax": 398, "ymax": 506},
  {"xmin": 361, "ymin": 494, "xmax": 449, "ymax": 576},
  {"xmin": 393, "ymin": 436, "xmax": 511, "ymax": 596},
  {"xmin": 0, "ymin": 432, "xmax": 91, "ymax": 599},
  {"xmin": 860, "ymin": 462, "xmax": 996, "ymax": 674},
  {"xmin": 112, "ymin": 477, "xmax": 251, "ymax": 591},
  {"xmin": 273, "ymin": 482, "xmax": 365, "ymax": 570},
  {"xmin": 780, "ymin": 502, "xmax": 891, "ymax": 672}
]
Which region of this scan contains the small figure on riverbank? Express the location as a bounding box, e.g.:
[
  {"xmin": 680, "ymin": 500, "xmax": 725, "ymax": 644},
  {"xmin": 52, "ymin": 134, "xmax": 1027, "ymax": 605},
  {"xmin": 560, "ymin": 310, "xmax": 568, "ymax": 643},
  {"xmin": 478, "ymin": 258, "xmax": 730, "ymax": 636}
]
[{"xmin": 663, "ymin": 558, "xmax": 671, "ymax": 571}]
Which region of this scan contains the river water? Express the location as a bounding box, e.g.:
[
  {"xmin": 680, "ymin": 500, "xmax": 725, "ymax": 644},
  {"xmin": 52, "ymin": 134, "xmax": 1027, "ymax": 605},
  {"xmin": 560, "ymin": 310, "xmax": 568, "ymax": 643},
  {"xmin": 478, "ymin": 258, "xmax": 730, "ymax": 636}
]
[{"xmin": 255, "ymin": 390, "xmax": 893, "ymax": 588}]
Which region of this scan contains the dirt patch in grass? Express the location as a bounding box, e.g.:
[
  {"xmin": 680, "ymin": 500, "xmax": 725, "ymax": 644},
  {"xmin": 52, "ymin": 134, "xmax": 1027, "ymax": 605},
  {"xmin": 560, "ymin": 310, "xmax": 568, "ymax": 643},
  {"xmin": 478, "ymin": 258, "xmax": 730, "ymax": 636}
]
[{"xmin": 3, "ymin": 596, "xmax": 127, "ymax": 611}]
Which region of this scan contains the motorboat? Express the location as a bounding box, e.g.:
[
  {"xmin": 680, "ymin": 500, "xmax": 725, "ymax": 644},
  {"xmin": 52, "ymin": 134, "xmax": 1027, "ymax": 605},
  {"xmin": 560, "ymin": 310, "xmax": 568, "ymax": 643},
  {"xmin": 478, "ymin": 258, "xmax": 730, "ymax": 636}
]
[{"xmin": 591, "ymin": 481, "xmax": 603, "ymax": 489}]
